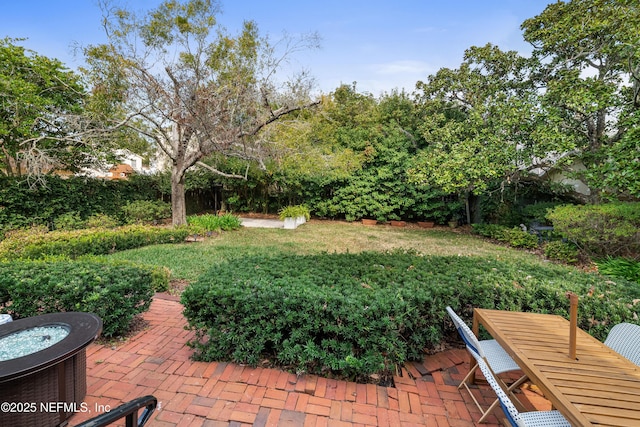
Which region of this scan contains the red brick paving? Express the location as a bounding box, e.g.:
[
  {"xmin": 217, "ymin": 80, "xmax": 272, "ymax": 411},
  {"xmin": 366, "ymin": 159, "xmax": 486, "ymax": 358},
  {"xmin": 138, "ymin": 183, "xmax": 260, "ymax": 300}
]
[{"xmin": 68, "ymin": 295, "xmax": 552, "ymax": 426}]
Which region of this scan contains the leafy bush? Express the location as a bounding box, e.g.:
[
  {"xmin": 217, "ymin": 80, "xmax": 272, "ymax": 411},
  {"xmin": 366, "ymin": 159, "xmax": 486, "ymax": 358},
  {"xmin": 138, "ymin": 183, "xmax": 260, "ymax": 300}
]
[
  {"xmin": 187, "ymin": 214, "xmax": 219, "ymax": 234},
  {"xmin": 85, "ymin": 213, "xmax": 120, "ymax": 229},
  {"xmin": 499, "ymin": 228, "xmax": 539, "ymax": 249},
  {"xmin": 471, "ymin": 223, "xmax": 508, "ymax": 239},
  {"xmin": 52, "ymin": 212, "xmax": 120, "ymax": 231},
  {"xmin": 80, "ymin": 256, "xmax": 171, "ymax": 292},
  {"xmin": 0, "ymin": 260, "xmax": 155, "ymax": 336},
  {"xmin": 471, "ymin": 224, "xmax": 539, "ymax": 249},
  {"xmin": 2, "ymin": 225, "xmax": 49, "ymax": 240},
  {"xmin": 187, "ymin": 213, "xmax": 242, "ymax": 234},
  {"xmin": 0, "ymin": 225, "xmax": 189, "ymax": 260},
  {"xmin": 596, "ymin": 257, "xmax": 640, "ymax": 285},
  {"xmin": 215, "ymin": 213, "xmax": 242, "ymax": 230},
  {"xmin": 122, "ymin": 200, "xmax": 172, "ymax": 224},
  {"xmin": 547, "ymin": 203, "xmax": 640, "ymax": 260},
  {"xmin": 544, "ymin": 241, "xmax": 580, "ymax": 264},
  {"xmin": 519, "ymin": 202, "xmax": 563, "ymax": 226},
  {"xmin": 182, "ymin": 251, "xmax": 639, "ymax": 382},
  {"xmin": 54, "ymin": 211, "xmax": 85, "ymax": 231}
]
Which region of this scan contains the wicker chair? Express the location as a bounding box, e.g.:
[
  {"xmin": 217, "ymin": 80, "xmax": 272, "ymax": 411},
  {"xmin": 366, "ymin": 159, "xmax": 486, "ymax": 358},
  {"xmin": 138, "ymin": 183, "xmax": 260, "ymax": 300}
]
[
  {"xmin": 475, "ymin": 355, "xmax": 571, "ymax": 427},
  {"xmin": 604, "ymin": 322, "xmax": 640, "ymax": 366},
  {"xmin": 446, "ymin": 306, "xmax": 529, "ymax": 423}
]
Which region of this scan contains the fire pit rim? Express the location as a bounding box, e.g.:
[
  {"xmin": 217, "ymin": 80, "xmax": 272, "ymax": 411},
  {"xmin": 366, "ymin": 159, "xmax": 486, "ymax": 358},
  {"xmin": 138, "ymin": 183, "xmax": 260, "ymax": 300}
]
[{"xmin": 0, "ymin": 312, "xmax": 102, "ymax": 383}]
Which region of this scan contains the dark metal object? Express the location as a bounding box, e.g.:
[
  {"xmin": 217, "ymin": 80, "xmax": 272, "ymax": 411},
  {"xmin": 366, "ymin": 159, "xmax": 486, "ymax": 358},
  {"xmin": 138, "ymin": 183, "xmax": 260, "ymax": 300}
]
[
  {"xmin": 75, "ymin": 395, "xmax": 157, "ymax": 427},
  {"xmin": 529, "ymin": 223, "xmax": 555, "ymax": 242}
]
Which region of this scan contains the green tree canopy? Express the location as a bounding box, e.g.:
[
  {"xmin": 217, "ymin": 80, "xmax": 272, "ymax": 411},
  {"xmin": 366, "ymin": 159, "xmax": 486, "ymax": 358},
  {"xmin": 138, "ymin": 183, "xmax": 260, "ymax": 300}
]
[
  {"xmin": 409, "ymin": 0, "xmax": 640, "ymax": 205},
  {"xmin": 0, "ymin": 38, "xmax": 86, "ymax": 178},
  {"xmin": 522, "ymin": 0, "xmax": 640, "ymax": 200},
  {"xmin": 410, "ymin": 44, "xmax": 548, "ymax": 196}
]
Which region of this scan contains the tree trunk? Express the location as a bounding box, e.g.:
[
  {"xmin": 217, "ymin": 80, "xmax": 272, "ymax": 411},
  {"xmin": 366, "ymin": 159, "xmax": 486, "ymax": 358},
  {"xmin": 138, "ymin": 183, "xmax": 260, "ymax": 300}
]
[
  {"xmin": 464, "ymin": 192, "xmax": 471, "ymax": 225},
  {"xmin": 171, "ymin": 165, "xmax": 187, "ymax": 226},
  {"xmin": 469, "ymin": 193, "xmax": 482, "ymax": 224}
]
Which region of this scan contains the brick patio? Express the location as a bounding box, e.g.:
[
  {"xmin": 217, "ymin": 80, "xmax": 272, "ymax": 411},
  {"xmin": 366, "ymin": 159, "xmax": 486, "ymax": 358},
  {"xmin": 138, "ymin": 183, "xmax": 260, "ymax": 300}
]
[{"xmin": 68, "ymin": 294, "xmax": 552, "ymax": 426}]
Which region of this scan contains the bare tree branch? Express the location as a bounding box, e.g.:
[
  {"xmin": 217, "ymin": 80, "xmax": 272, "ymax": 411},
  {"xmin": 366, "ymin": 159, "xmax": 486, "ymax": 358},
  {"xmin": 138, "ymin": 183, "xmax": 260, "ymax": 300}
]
[
  {"xmin": 83, "ymin": 0, "xmax": 320, "ymax": 225},
  {"xmin": 196, "ymin": 161, "xmax": 248, "ymax": 179}
]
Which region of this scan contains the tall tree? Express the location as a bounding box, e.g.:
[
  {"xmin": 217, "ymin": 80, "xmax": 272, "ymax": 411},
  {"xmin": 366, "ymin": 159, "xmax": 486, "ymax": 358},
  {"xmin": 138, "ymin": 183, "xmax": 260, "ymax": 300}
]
[
  {"xmin": 522, "ymin": 0, "xmax": 640, "ymax": 201},
  {"xmin": 85, "ymin": 0, "xmax": 319, "ymax": 225},
  {"xmin": 410, "ymin": 44, "xmax": 566, "ymax": 221},
  {"xmin": 0, "ymin": 38, "xmax": 87, "ymax": 179}
]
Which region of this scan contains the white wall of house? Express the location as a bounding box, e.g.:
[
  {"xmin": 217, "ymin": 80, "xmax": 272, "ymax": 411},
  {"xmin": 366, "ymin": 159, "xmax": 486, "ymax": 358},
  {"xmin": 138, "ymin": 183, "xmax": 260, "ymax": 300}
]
[
  {"xmin": 81, "ymin": 149, "xmax": 159, "ymax": 178},
  {"xmin": 547, "ymin": 162, "xmax": 591, "ymax": 196}
]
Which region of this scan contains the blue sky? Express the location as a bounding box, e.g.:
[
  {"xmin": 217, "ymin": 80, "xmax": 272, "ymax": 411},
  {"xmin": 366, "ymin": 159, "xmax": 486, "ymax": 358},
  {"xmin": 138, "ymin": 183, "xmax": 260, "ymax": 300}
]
[{"xmin": 2, "ymin": 1, "xmax": 553, "ymax": 95}]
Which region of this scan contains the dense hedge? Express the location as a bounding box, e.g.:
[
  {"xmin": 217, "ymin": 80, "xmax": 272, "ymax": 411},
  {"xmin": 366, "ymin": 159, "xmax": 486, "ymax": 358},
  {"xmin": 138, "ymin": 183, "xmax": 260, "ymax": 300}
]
[
  {"xmin": 121, "ymin": 200, "xmax": 172, "ymax": 224},
  {"xmin": 181, "ymin": 251, "xmax": 639, "ymax": 382},
  {"xmin": 547, "ymin": 202, "xmax": 640, "ymax": 260},
  {"xmin": 0, "ymin": 175, "xmax": 161, "ymax": 230},
  {"xmin": 0, "ymin": 225, "xmax": 189, "ymax": 260},
  {"xmin": 0, "ymin": 260, "xmax": 157, "ymax": 337}
]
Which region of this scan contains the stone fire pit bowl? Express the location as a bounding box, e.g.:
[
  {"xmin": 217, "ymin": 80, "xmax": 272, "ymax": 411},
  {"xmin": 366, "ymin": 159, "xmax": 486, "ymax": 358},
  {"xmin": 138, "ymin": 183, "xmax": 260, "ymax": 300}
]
[{"xmin": 0, "ymin": 312, "xmax": 102, "ymax": 427}]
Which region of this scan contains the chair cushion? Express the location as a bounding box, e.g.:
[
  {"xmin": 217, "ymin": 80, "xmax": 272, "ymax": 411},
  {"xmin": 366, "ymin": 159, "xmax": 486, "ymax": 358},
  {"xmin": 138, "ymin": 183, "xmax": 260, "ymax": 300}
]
[
  {"xmin": 519, "ymin": 410, "xmax": 572, "ymax": 427},
  {"xmin": 479, "ymin": 339, "xmax": 522, "ymax": 374}
]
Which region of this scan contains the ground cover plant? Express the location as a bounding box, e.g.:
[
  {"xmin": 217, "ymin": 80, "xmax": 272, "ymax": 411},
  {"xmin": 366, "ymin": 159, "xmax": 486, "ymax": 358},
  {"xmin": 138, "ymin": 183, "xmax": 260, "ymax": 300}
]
[{"xmin": 181, "ymin": 249, "xmax": 639, "ymax": 383}]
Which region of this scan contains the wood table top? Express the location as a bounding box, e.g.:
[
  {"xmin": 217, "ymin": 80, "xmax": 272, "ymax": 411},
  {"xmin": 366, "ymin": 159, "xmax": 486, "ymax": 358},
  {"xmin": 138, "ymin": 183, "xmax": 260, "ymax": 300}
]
[{"xmin": 473, "ymin": 308, "xmax": 640, "ymax": 427}]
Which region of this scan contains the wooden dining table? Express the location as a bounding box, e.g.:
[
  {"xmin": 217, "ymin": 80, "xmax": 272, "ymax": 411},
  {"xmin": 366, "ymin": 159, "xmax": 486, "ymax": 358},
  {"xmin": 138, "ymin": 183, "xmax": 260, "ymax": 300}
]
[{"xmin": 473, "ymin": 308, "xmax": 640, "ymax": 427}]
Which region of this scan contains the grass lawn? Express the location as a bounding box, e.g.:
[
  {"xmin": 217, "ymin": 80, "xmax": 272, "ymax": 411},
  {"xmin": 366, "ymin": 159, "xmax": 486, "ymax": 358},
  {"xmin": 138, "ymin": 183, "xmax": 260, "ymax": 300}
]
[{"xmin": 106, "ymin": 220, "xmax": 551, "ymax": 282}]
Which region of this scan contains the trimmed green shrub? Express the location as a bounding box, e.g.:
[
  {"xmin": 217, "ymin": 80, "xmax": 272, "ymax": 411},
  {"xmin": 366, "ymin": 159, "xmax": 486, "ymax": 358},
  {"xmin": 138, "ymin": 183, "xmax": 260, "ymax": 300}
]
[
  {"xmin": 546, "ymin": 203, "xmax": 640, "ymax": 260},
  {"xmin": 471, "ymin": 224, "xmax": 539, "ymax": 249},
  {"xmin": 544, "ymin": 241, "xmax": 580, "ymax": 264},
  {"xmin": 182, "ymin": 251, "xmax": 639, "ymax": 382},
  {"xmin": 471, "ymin": 223, "xmax": 508, "ymax": 240},
  {"xmin": 0, "ymin": 225, "xmax": 189, "ymax": 260},
  {"xmin": 2, "ymin": 225, "xmax": 49, "ymax": 240},
  {"xmin": 0, "ymin": 260, "xmax": 155, "ymax": 336},
  {"xmin": 499, "ymin": 228, "xmax": 539, "ymax": 249},
  {"xmin": 80, "ymin": 256, "xmax": 171, "ymax": 292},
  {"xmin": 122, "ymin": 200, "xmax": 172, "ymax": 224},
  {"xmin": 0, "ymin": 175, "xmax": 161, "ymax": 229}
]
